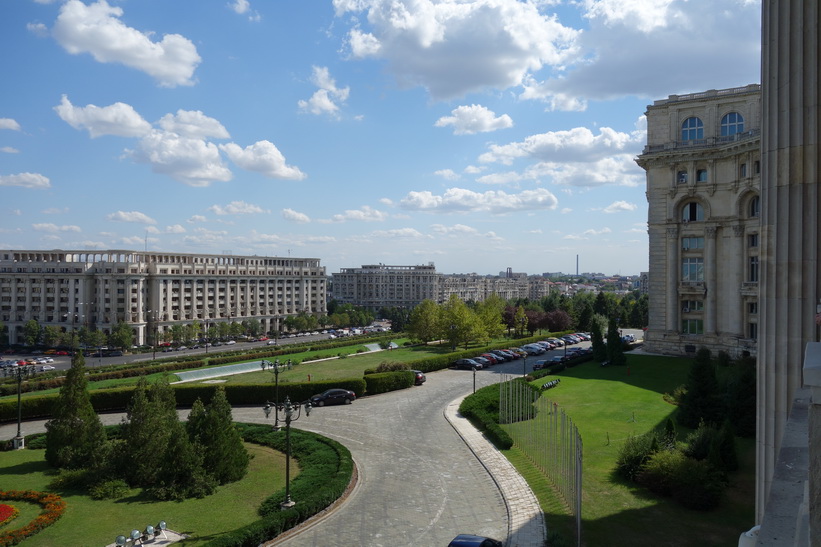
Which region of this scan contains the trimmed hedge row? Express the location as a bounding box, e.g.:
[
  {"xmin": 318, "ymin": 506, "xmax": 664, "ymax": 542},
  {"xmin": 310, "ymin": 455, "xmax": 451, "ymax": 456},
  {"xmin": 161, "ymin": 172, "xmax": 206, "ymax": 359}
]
[
  {"xmin": 458, "ymin": 384, "xmax": 514, "ymax": 450},
  {"xmin": 363, "ymin": 371, "xmax": 415, "ymax": 395},
  {"xmin": 203, "ymin": 424, "xmax": 354, "ymax": 547},
  {"xmin": 0, "ymin": 378, "xmax": 368, "ymax": 422}
]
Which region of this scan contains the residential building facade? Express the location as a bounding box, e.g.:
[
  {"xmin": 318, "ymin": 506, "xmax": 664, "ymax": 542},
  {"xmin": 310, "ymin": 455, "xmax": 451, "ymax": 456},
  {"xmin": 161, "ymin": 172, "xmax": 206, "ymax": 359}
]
[
  {"xmin": 636, "ymin": 84, "xmax": 761, "ymax": 358},
  {"xmin": 331, "ymin": 264, "xmax": 440, "ymax": 310},
  {"xmin": 0, "ymin": 249, "xmax": 327, "ymax": 346}
]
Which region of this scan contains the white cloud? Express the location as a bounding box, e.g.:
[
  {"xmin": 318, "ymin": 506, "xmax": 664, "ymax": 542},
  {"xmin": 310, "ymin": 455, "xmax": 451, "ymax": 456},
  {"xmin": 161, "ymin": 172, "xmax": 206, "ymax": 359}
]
[
  {"xmin": 165, "ymin": 224, "xmax": 186, "ymax": 233},
  {"xmin": 130, "ymin": 130, "xmax": 232, "ymax": 187},
  {"xmin": 157, "ymin": 110, "xmax": 230, "ymax": 139},
  {"xmin": 335, "ymin": 0, "xmax": 580, "ymax": 100},
  {"xmin": 369, "ymin": 228, "xmax": 427, "ymax": 239},
  {"xmin": 602, "ymin": 200, "xmax": 638, "ymax": 213},
  {"xmin": 323, "ymin": 205, "xmax": 388, "ymax": 223},
  {"xmin": 27, "ymin": 22, "xmax": 49, "ymax": 38},
  {"xmin": 187, "ymin": 215, "xmax": 206, "ymax": 223},
  {"xmin": 42, "ymin": 207, "xmax": 69, "ymax": 214},
  {"xmin": 298, "ymin": 66, "xmax": 350, "ymax": 117},
  {"xmin": 430, "ymin": 223, "xmax": 479, "ymax": 236},
  {"xmin": 583, "ymin": 227, "xmax": 612, "ymax": 236},
  {"xmin": 31, "ymin": 223, "xmax": 81, "ymax": 233},
  {"xmin": 0, "ymin": 173, "xmax": 51, "ymax": 189},
  {"xmin": 463, "ymin": 165, "xmax": 485, "ymax": 174},
  {"xmin": 434, "ymin": 104, "xmax": 513, "ymax": 135},
  {"xmin": 434, "ymin": 169, "xmax": 460, "ymax": 181},
  {"xmin": 475, "ymin": 171, "xmax": 524, "ymax": 185},
  {"xmin": 0, "ymin": 119, "xmax": 21, "ymax": 131},
  {"xmin": 230, "ymin": 0, "xmax": 250, "ymax": 14},
  {"xmin": 208, "ymin": 200, "xmax": 268, "ymax": 215},
  {"xmin": 480, "ymin": 126, "xmax": 641, "ymax": 165},
  {"xmin": 282, "ymin": 208, "xmax": 311, "ymax": 223},
  {"xmin": 1, "ymin": 147, "xmax": 19, "ymax": 154},
  {"xmin": 53, "ymin": 0, "xmax": 201, "ymax": 87},
  {"xmin": 400, "ymin": 187, "xmax": 559, "ymax": 213},
  {"xmin": 54, "ymin": 95, "xmax": 152, "ymax": 138},
  {"xmin": 220, "ymin": 140, "xmax": 306, "ymax": 180},
  {"xmin": 106, "ymin": 210, "xmax": 157, "ymax": 224}
]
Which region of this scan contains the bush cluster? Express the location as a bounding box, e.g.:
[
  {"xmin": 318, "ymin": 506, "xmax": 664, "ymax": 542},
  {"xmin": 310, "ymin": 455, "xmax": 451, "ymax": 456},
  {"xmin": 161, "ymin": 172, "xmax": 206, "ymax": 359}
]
[
  {"xmin": 459, "ymin": 384, "xmax": 514, "ymax": 450},
  {"xmin": 363, "ymin": 371, "xmax": 415, "ymax": 395}
]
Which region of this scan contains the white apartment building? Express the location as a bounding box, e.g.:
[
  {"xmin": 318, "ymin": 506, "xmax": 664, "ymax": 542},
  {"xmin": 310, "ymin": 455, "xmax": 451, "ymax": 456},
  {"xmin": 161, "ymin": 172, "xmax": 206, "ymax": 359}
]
[
  {"xmin": 331, "ymin": 264, "xmax": 440, "ymax": 310},
  {"xmin": 636, "ymin": 84, "xmax": 761, "ymax": 357},
  {"xmin": 0, "ymin": 249, "xmax": 327, "ymax": 346}
]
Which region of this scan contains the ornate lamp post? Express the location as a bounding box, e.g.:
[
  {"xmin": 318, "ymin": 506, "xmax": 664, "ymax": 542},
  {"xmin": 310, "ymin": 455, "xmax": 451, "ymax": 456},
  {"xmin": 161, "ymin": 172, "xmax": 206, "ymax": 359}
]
[
  {"xmin": 4, "ymin": 364, "xmax": 36, "ymax": 449},
  {"xmin": 263, "ymin": 397, "xmax": 311, "ymax": 509}
]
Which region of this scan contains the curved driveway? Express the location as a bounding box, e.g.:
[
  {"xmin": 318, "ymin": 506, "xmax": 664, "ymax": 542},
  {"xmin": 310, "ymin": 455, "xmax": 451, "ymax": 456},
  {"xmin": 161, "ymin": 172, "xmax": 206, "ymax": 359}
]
[{"xmin": 231, "ymin": 364, "xmax": 514, "ymax": 546}]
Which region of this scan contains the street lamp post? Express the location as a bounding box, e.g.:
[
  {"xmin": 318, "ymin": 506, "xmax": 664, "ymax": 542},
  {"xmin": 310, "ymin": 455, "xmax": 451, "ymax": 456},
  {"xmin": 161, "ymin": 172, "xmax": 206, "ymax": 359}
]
[
  {"xmin": 266, "ymin": 359, "xmax": 282, "ymax": 429},
  {"xmin": 263, "ymin": 397, "xmax": 311, "ymax": 510},
  {"xmin": 472, "ymin": 365, "xmax": 476, "ymax": 393},
  {"xmin": 450, "ymin": 324, "xmax": 456, "ymax": 352},
  {"xmin": 523, "ymin": 353, "xmax": 527, "ymax": 377},
  {"xmin": 4, "ymin": 364, "xmax": 36, "ymax": 449}
]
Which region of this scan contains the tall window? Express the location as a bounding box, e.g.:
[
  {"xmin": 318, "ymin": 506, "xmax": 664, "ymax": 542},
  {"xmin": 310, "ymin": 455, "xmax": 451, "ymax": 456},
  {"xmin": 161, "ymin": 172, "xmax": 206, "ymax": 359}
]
[
  {"xmin": 681, "ymin": 117, "xmax": 704, "ymax": 141},
  {"xmin": 749, "ymin": 256, "xmax": 759, "ymax": 282},
  {"xmin": 740, "ymin": 163, "xmax": 747, "ymax": 177},
  {"xmin": 682, "ymin": 319, "xmax": 704, "ymax": 334},
  {"xmin": 748, "ymin": 233, "xmax": 759, "ymax": 248},
  {"xmin": 721, "ymin": 112, "xmax": 745, "ymax": 136},
  {"xmin": 748, "ymin": 322, "xmax": 758, "ymax": 340},
  {"xmin": 682, "ymin": 202, "xmax": 704, "ymax": 222},
  {"xmin": 682, "ymin": 257, "xmax": 704, "ymax": 282},
  {"xmin": 681, "ymin": 300, "xmax": 704, "ymax": 312},
  {"xmin": 677, "ymin": 170, "xmax": 688, "ymax": 184},
  {"xmin": 682, "ymin": 236, "xmax": 704, "ymax": 250},
  {"xmin": 696, "ymin": 169, "xmax": 708, "ymax": 182},
  {"xmin": 749, "ymin": 195, "xmax": 760, "ymax": 218}
]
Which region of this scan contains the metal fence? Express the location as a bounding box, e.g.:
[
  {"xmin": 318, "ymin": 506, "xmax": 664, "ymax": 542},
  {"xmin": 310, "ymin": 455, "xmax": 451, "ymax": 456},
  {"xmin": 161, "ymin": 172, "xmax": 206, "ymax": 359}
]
[{"xmin": 499, "ymin": 375, "xmax": 583, "ymax": 546}]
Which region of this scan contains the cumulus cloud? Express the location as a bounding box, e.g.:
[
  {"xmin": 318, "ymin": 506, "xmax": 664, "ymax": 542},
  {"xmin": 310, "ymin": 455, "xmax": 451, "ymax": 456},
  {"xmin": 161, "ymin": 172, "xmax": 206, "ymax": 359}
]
[
  {"xmin": 336, "ymin": 0, "xmax": 579, "ymax": 100},
  {"xmin": 27, "ymin": 22, "xmax": 49, "ymax": 38},
  {"xmin": 434, "ymin": 169, "xmax": 460, "ymax": 181},
  {"xmin": 1, "ymin": 147, "xmax": 19, "ymax": 154},
  {"xmin": 480, "ymin": 126, "xmax": 641, "ymax": 165},
  {"xmin": 0, "ymin": 173, "xmax": 51, "ymax": 189},
  {"xmin": 130, "ymin": 130, "xmax": 232, "ymax": 187},
  {"xmin": 158, "ymin": 110, "xmax": 230, "ymax": 139},
  {"xmin": 602, "ymin": 200, "xmax": 638, "ymax": 213},
  {"xmin": 434, "ymin": 104, "xmax": 513, "ymax": 135},
  {"xmin": 400, "ymin": 187, "xmax": 558, "ymax": 213},
  {"xmin": 54, "ymin": 95, "xmax": 151, "ymax": 138},
  {"xmin": 0, "ymin": 119, "xmax": 21, "ymax": 131},
  {"xmin": 282, "ymin": 208, "xmax": 311, "ymax": 223},
  {"xmin": 165, "ymin": 224, "xmax": 186, "ymax": 233},
  {"xmin": 369, "ymin": 228, "xmax": 427, "ymax": 239},
  {"xmin": 220, "ymin": 140, "xmax": 306, "ymax": 180},
  {"xmin": 322, "ymin": 205, "xmax": 388, "ymax": 223},
  {"xmin": 298, "ymin": 66, "xmax": 350, "ymax": 117},
  {"xmin": 32, "ymin": 223, "xmax": 81, "ymax": 233},
  {"xmin": 430, "ymin": 223, "xmax": 479, "ymax": 236},
  {"xmin": 52, "ymin": 0, "xmax": 201, "ymax": 87},
  {"xmin": 106, "ymin": 210, "xmax": 157, "ymax": 224},
  {"xmin": 208, "ymin": 200, "xmax": 268, "ymax": 215},
  {"xmin": 187, "ymin": 215, "xmax": 206, "ymax": 223}
]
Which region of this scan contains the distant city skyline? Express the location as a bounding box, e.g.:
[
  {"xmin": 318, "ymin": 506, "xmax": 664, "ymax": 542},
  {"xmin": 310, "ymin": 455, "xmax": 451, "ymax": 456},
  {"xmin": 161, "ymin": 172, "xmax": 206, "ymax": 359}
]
[{"xmin": 1, "ymin": 1, "xmax": 761, "ymax": 276}]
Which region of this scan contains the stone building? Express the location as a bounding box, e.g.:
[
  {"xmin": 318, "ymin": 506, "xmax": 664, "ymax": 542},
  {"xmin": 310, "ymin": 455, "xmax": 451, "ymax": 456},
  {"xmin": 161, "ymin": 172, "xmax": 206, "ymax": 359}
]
[
  {"xmin": 0, "ymin": 249, "xmax": 327, "ymax": 346},
  {"xmin": 331, "ymin": 264, "xmax": 440, "ymax": 310},
  {"xmin": 636, "ymin": 84, "xmax": 761, "ymax": 357}
]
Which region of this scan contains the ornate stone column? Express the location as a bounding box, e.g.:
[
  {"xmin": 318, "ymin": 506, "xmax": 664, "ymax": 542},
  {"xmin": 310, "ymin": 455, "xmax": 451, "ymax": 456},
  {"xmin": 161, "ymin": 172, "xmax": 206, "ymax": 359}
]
[
  {"xmin": 666, "ymin": 226, "xmax": 679, "ymax": 332},
  {"xmin": 704, "ymin": 226, "xmax": 717, "ymax": 335}
]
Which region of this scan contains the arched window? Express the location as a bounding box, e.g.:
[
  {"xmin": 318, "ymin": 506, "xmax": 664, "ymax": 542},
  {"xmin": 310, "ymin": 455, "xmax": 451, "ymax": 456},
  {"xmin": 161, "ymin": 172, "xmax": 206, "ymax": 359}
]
[
  {"xmin": 721, "ymin": 112, "xmax": 745, "ymax": 136},
  {"xmin": 681, "ymin": 117, "xmax": 704, "ymax": 141},
  {"xmin": 749, "ymin": 195, "xmax": 760, "ymax": 218},
  {"xmin": 682, "ymin": 202, "xmax": 704, "ymax": 222}
]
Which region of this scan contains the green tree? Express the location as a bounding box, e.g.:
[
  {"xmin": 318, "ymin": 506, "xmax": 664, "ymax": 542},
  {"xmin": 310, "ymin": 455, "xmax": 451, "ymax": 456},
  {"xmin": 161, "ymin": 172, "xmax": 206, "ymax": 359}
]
[
  {"xmin": 187, "ymin": 387, "xmax": 249, "ymax": 484},
  {"xmin": 606, "ymin": 317, "xmax": 627, "ymax": 366},
  {"xmin": 0, "ymin": 321, "xmax": 8, "ymax": 347},
  {"xmin": 677, "ymin": 348, "xmax": 725, "ymax": 429},
  {"xmin": 407, "ymin": 299, "xmax": 441, "ymax": 343},
  {"xmin": 442, "ymin": 294, "xmax": 482, "ymax": 350},
  {"xmin": 121, "ymin": 378, "xmax": 178, "ymax": 486},
  {"xmin": 151, "ymin": 420, "xmax": 215, "ymax": 500},
  {"xmin": 513, "ymin": 306, "xmax": 528, "ymax": 337},
  {"xmin": 45, "ymin": 351, "xmax": 107, "ymax": 469},
  {"xmin": 109, "ymin": 321, "xmax": 133, "ymax": 350},
  {"xmin": 42, "ymin": 325, "xmax": 61, "ymax": 348},
  {"xmin": 23, "ymin": 319, "xmax": 41, "ymax": 346},
  {"xmin": 590, "ymin": 315, "xmax": 607, "ymax": 361},
  {"xmin": 475, "ymin": 295, "xmax": 506, "ymax": 341}
]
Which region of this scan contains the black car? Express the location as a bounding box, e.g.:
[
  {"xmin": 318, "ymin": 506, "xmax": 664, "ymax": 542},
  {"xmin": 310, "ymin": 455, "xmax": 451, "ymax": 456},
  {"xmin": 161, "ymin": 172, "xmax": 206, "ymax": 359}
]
[
  {"xmin": 411, "ymin": 370, "xmax": 426, "ymax": 385},
  {"xmin": 310, "ymin": 388, "xmax": 356, "ymax": 407},
  {"xmin": 454, "ymin": 358, "xmax": 482, "ymax": 370},
  {"xmin": 448, "ymin": 534, "xmax": 503, "ymax": 547}
]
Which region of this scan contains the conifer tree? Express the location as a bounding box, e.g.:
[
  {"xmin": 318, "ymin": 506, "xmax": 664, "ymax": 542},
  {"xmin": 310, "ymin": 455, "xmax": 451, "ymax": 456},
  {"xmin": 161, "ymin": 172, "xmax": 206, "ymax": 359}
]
[
  {"xmin": 45, "ymin": 351, "xmax": 107, "ymax": 469},
  {"xmin": 121, "ymin": 377, "xmax": 176, "ymax": 486},
  {"xmin": 187, "ymin": 387, "xmax": 249, "ymax": 484},
  {"xmin": 677, "ymin": 348, "xmax": 724, "ymax": 428},
  {"xmin": 151, "ymin": 420, "xmax": 215, "ymax": 500},
  {"xmin": 606, "ymin": 317, "xmax": 627, "ymax": 366}
]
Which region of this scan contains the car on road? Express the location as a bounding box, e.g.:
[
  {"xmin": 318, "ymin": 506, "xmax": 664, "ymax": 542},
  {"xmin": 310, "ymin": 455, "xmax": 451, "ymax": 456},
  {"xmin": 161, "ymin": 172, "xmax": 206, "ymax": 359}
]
[
  {"xmin": 532, "ymin": 360, "xmax": 549, "ymax": 370},
  {"xmin": 472, "ymin": 356, "xmax": 492, "ymax": 368},
  {"xmin": 411, "ymin": 370, "xmax": 426, "ymax": 385},
  {"xmin": 37, "ymin": 365, "xmax": 56, "ymax": 372},
  {"xmin": 225, "ymin": 340, "xmax": 236, "ymax": 345},
  {"xmin": 448, "ymin": 534, "xmax": 503, "ymax": 547},
  {"xmin": 310, "ymin": 388, "xmax": 356, "ymax": 406}
]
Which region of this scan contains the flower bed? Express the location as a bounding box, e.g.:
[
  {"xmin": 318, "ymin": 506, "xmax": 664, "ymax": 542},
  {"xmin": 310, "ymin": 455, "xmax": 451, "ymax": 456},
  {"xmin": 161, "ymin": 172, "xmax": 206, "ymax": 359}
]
[
  {"xmin": 0, "ymin": 490, "xmax": 66, "ymax": 547},
  {"xmin": 0, "ymin": 505, "xmax": 18, "ymax": 527}
]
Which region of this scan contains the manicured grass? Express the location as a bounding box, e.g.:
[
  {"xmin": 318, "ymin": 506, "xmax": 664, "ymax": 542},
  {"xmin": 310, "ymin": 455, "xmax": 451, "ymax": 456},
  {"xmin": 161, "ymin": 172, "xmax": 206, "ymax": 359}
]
[
  {"xmin": 0, "ymin": 442, "xmax": 291, "ymax": 546},
  {"xmin": 506, "ymin": 354, "xmax": 756, "ymax": 546}
]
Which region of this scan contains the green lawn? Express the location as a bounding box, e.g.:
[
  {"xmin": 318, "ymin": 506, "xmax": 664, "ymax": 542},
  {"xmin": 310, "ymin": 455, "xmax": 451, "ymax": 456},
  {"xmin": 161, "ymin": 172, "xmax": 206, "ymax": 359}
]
[
  {"xmin": 504, "ymin": 354, "xmax": 756, "ymax": 547},
  {"xmin": 0, "ymin": 441, "xmax": 291, "ymax": 546}
]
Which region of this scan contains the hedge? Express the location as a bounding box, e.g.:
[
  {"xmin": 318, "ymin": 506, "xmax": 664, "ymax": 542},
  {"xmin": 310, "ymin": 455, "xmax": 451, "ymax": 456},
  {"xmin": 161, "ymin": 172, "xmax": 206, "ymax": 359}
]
[
  {"xmin": 203, "ymin": 424, "xmax": 354, "ymax": 546},
  {"xmin": 458, "ymin": 384, "xmax": 514, "ymax": 450},
  {"xmin": 363, "ymin": 371, "xmax": 415, "ymax": 395}
]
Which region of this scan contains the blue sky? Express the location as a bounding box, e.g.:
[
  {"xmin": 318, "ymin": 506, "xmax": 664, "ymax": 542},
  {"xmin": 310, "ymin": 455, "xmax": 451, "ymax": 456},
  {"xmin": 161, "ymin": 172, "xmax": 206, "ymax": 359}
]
[{"xmin": 1, "ymin": 0, "xmax": 761, "ymax": 276}]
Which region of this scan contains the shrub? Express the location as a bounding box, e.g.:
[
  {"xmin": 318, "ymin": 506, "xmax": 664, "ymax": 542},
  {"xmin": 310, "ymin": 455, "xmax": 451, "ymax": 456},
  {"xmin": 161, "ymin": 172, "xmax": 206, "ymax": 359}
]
[
  {"xmin": 375, "ymin": 361, "xmax": 409, "ymax": 372},
  {"xmin": 459, "ymin": 384, "xmax": 513, "ymax": 450},
  {"xmin": 615, "ymin": 432, "xmax": 658, "ymax": 482},
  {"xmin": 363, "ymin": 371, "xmax": 414, "ymax": 395},
  {"xmin": 636, "ymin": 449, "xmax": 687, "ymax": 496},
  {"xmin": 48, "ymin": 468, "xmax": 95, "ymax": 491},
  {"xmin": 89, "ymin": 479, "xmax": 129, "ymax": 500},
  {"xmin": 670, "ymin": 458, "xmax": 726, "ymax": 511},
  {"xmin": 683, "ymin": 421, "xmax": 718, "ymax": 462}
]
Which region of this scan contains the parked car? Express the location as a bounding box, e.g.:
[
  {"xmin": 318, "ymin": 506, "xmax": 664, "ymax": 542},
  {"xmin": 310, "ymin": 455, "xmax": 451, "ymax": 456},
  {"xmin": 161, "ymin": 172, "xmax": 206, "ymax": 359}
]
[
  {"xmin": 489, "ymin": 350, "xmax": 512, "ymax": 362},
  {"xmin": 532, "ymin": 360, "xmax": 549, "ymax": 370},
  {"xmin": 411, "ymin": 370, "xmax": 426, "ymax": 385},
  {"xmin": 480, "ymin": 353, "xmax": 500, "ymax": 365},
  {"xmin": 547, "ymin": 338, "xmax": 564, "ymax": 347},
  {"xmin": 37, "ymin": 365, "xmax": 56, "ymax": 372},
  {"xmin": 454, "ymin": 358, "xmax": 482, "ymax": 370},
  {"xmin": 448, "ymin": 534, "xmax": 503, "ymax": 547},
  {"xmin": 473, "ymin": 356, "xmax": 492, "ymax": 368},
  {"xmin": 310, "ymin": 388, "xmax": 356, "ymax": 406},
  {"xmin": 225, "ymin": 340, "xmax": 236, "ymax": 345},
  {"xmin": 522, "ymin": 344, "xmax": 544, "ymax": 355}
]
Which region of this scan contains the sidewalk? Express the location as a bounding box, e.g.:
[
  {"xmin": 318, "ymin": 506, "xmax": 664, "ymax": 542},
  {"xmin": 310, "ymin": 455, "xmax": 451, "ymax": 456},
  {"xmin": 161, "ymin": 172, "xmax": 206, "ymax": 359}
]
[{"xmin": 444, "ymin": 395, "xmax": 546, "ymax": 547}]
